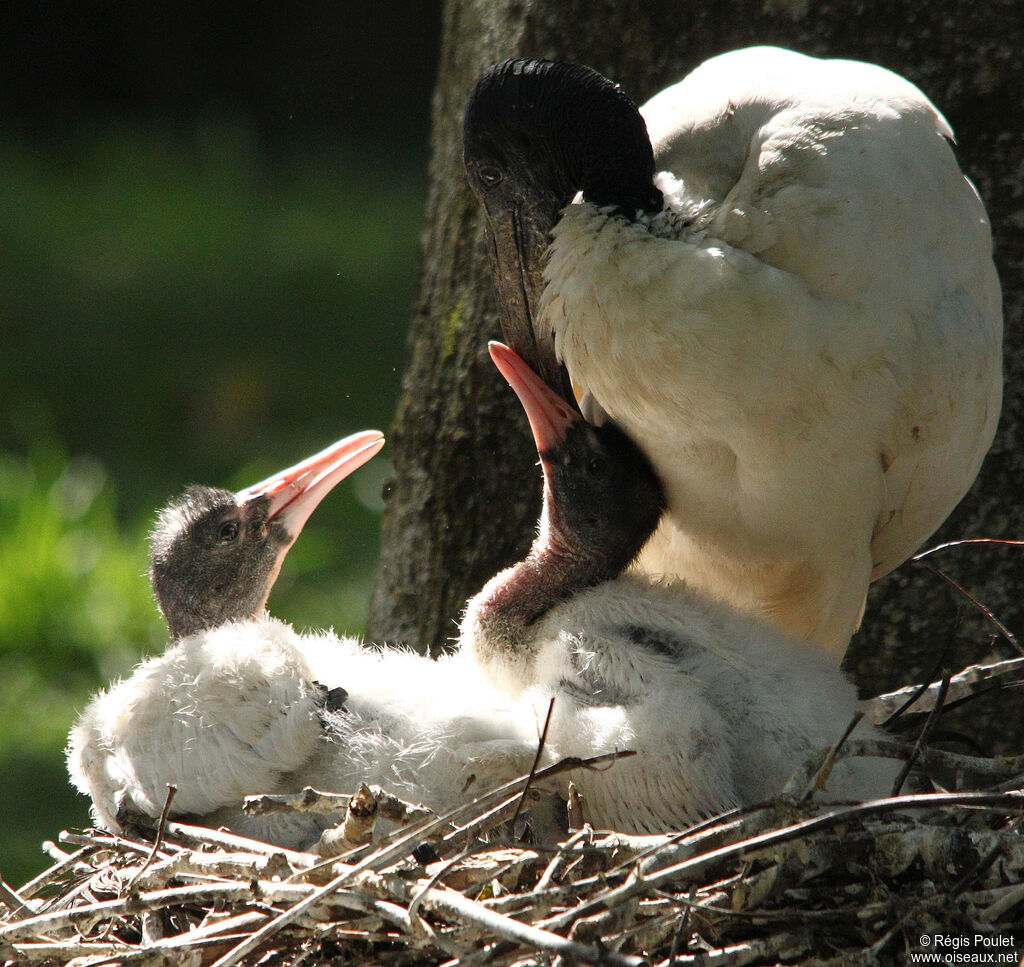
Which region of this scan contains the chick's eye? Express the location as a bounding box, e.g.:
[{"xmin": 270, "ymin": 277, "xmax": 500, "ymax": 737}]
[
  {"xmin": 218, "ymin": 521, "xmax": 240, "ymax": 543},
  {"xmin": 587, "ymin": 455, "xmax": 607, "ymax": 475},
  {"xmin": 477, "ymin": 165, "xmax": 504, "ymax": 188}
]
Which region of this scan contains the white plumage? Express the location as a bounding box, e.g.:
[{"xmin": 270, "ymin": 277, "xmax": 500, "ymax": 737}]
[
  {"xmin": 68, "ymin": 617, "xmax": 542, "ymax": 848},
  {"xmin": 461, "ymin": 572, "xmax": 895, "ymax": 833},
  {"xmin": 67, "ymin": 350, "xmax": 897, "ymax": 846},
  {"xmin": 464, "ymin": 47, "xmax": 1003, "ymax": 654},
  {"xmin": 70, "ymin": 592, "xmax": 893, "ymax": 847}
]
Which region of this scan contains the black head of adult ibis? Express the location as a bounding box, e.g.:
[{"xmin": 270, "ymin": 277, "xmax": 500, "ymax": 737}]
[
  {"xmin": 149, "ymin": 430, "xmax": 384, "ymax": 639},
  {"xmin": 463, "ymin": 58, "xmax": 662, "ymax": 393},
  {"xmin": 463, "ymin": 47, "xmax": 1003, "ymax": 656}
]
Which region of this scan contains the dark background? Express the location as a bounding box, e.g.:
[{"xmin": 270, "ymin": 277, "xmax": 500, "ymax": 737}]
[{"xmin": 0, "ymin": 1, "xmax": 444, "ymax": 884}]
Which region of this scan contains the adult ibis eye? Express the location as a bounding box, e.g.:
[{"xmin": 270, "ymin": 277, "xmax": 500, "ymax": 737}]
[
  {"xmin": 218, "ymin": 521, "xmax": 240, "ymax": 543},
  {"xmin": 478, "ymin": 165, "xmax": 504, "ymax": 187}
]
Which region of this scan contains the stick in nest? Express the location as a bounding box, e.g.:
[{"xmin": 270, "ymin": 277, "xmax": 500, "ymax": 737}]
[
  {"xmin": 510, "ymin": 696, "xmax": 555, "ymax": 830},
  {"xmin": 567, "ymin": 782, "xmax": 585, "ymax": 832},
  {"xmin": 127, "ymin": 784, "xmax": 177, "ymax": 889},
  {"xmin": 244, "ymin": 784, "xmax": 435, "ymax": 826},
  {"xmin": 890, "ymin": 673, "xmax": 952, "ymax": 796},
  {"xmin": 912, "ymin": 540, "xmax": 1021, "ymax": 655},
  {"xmin": 315, "ymin": 783, "xmax": 379, "ymax": 856}
]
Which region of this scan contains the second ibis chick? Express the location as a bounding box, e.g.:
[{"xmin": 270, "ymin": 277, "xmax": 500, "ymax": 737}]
[
  {"xmin": 68, "ymin": 431, "xmax": 378, "ymax": 841},
  {"xmin": 461, "ymin": 344, "xmax": 895, "ymax": 831}
]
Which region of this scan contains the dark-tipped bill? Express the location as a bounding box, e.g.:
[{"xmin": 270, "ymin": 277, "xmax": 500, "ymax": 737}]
[
  {"xmin": 489, "ymin": 341, "xmax": 578, "ymax": 454},
  {"xmin": 237, "ymin": 429, "xmax": 385, "ymax": 539}
]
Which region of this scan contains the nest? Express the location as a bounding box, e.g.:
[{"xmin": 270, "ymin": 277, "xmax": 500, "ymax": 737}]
[{"xmin": 3, "ymin": 714, "xmax": 1024, "ymax": 967}]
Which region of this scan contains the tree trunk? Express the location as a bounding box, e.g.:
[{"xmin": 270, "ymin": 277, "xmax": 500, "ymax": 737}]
[{"xmin": 368, "ymin": 0, "xmax": 1023, "ymax": 704}]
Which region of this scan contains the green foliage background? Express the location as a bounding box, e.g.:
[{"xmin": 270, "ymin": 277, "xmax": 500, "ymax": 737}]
[{"xmin": 0, "ymin": 125, "xmax": 424, "ymax": 885}]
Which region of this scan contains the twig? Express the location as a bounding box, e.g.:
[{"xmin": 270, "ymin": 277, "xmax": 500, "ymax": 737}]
[
  {"xmin": 666, "ymin": 885, "xmax": 695, "ymax": 964},
  {"xmin": 7, "ymin": 912, "xmax": 277, "ymax": 965},
  {"xmin": 2, "ymin": 940, "xmax": 129, "ymax": 963},
  {"xmin": 541, "ymin": 790, "xmax": 1024, "ymax": 930},
  {"xmin": 156, "ymin": 909, "xmax": 267, "ymax": 944},
  {"xmin": 0, "ymin": 878, "xmax": 32, "ymax": 918},
  {"xmin": 535, "ymin": 827, "xmax": 592, "ymax": 893},
  {"xmin": 162, "ymin": 821, "xmax": 316, "ymax": 869},
  {"xmin": 871, "ymin": 655, "xmax": 1024, "ymax": 722},
  {"xmin": 891, "ymin": 673, "xmax": 951, "ymax": 795},
  {"xmin": 443, "ymin": 787, "xmax": 545, "ymax": 850},
  {"xmin": 1, "ymin": 872, "xmax": 442, "ymax": 953},
  {"xmin": 979, "ymin": 882, "xmax": 1024, "ymax": 922},
  {"xmin": 793, "ymin": 712, "xmax": 864, "ymax": 802},
  {"xmin": 0, "ymin": 881, "xmax": 307, "ymax": 944},
  {"xmin": 489, "ymin": 808, "xmax": 787, "ymax": 919},
  {"xmin": 652, "ymin": 933, "xmax": 813, "ymax": 965},
  {"xmin": 878, "ymin": 607, "xmax": 961, "ymax": 729},
  {"xmin": 510, "ymin": 697, "xmax": 555, "ymax": 830},
  {"xmin": 444, "ymin": 750, "xmax": 636, "ymax": 848},
  {"xmin": 22, "ymin": 844, "xmax": 95, "ymax": 893},
  {"xmin": 40, "ymin": 841, "xmax": 72, "ymax": 864},
  {"xmin": 863, "ymin": 916, "xmax": 906, "ymax": 962},
  {"xmin": 567, "ymin": 781, "xmax": 585, "ymax": 831},
  {"xmin": 840, "ymin": 737, "xmax": 1024, "ymax": 783},
  {"xmin": 207, "ymin": 858, "xmax": 448, "ymax": 967},
  {"xmin": 952, "ymin": 842, "xmax": 1006, "ymax": 898},
  {"xmin": 913, "ymin": 538, "xmax": 1024, "ymax": 560},
  {"xmin": 244, "ymin": 785, "xmax": 351, "ymax": 817},
  {"xmin": 127, "ymin": 784, "xmax": 177, "ymax": 889},
  {"xmin": 915, "ymin": 558, "xmax": 1021, "ymax": 654},
  {"xmin": 59, "ymin": 828, "xmax": 178, "ymax": 861},
  {"xmin": 244, "ymin": 784, "xmax": 436, "ymax": 827},
  {"xmin": 316, "ymin": 782, "xmax": 379, "ymax": 856},
  {"xmin": 373, "ymin": 872, "xmax": 646, "ymax": 967},
  {"xmin": 132, "ymin": 849, "xmax": 293, "ymax": 892}
]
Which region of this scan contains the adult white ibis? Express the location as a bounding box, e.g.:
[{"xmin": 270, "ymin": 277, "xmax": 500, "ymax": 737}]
[
  {"xmin": 460, "ymin": 344, "xmax": 894, "ymax": 830},
  {"xmin": 463, "ymin": 47, "xmax": 1003, "ymax": 655}
]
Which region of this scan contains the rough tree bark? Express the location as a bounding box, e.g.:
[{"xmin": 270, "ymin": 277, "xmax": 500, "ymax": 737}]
[{"xmin": 368, "ymin": 0, "xmax": 1023, "ymax": 702}]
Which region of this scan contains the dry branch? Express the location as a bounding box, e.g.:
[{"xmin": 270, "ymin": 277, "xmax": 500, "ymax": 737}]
[
  {"xmin": 244, "ymin": 785, "xmax": 435, "ymax": 826},
  {"xmin": 870, "ymin": 656, "xmax": 1024, "ymax": 721}
]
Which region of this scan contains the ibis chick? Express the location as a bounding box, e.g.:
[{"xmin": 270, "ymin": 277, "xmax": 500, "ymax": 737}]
[
  {"xmin": 460, "ymin": 344, "xmax": 896, "ymax": 831},
  {"xmin": 68, "ymin": 432, "xmax": 543, "ymax": 849}
]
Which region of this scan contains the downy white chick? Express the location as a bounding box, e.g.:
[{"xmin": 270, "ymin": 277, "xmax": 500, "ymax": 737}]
[{"xmin": 460, "ymin": 343, "xmax": 897, "ymax": 831}]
